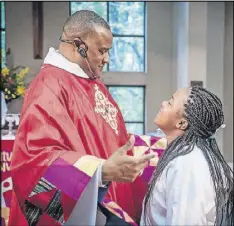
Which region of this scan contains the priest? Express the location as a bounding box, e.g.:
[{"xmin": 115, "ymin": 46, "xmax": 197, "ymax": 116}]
[{"xmin": 9, "ymin": 10, "xmax": 166, "ymax": 225}]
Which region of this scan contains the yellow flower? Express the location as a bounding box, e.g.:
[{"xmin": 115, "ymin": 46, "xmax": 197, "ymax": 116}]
[
  {"xmin": 7, "ymin": 90, "xmax": 11, "ymax": 94},
  {"xmin": 5, "ymin": 95, "xmax": 8, "ymax": 100},
  {"xmin": 1, "ymin": 67, "xmax": 9, "ymax": 77},
  {"xmin": 4, "ymin": 88, "xmax": 8, "ymax": 92},
  {"xmin": 17, "ymin": 71, "xmax": 25, "ymax": 80},
  {"xmin": 24, "ymin": 67, "xmax": 29, "ymax": 74},
  {"xmin": 12, "ymin": 94, "xmax": 16, "ymax": 98},
  {"xmin": 16, "ymin": 86, "xmax": 26, "ymax": 96},
  {"xmin": 17, "ymin": 67, "xmax": 29, "ymax": 80}
]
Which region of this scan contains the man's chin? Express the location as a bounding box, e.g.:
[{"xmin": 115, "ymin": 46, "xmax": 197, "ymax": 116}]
[
  {"xmin": 94, "ymin": 70, "xmax": 103, "ymax": 79},
  {"xmin": 84, "ymin": 70, "xmax": 100, "ymax": 79}
]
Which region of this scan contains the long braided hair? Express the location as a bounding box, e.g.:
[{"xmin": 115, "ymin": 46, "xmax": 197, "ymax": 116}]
[{"xmin": 144, "ymin": 86, "xmax": 233, "ymax": 225}]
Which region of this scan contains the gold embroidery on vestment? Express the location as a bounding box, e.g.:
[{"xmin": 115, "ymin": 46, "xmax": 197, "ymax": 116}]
[{"xmin": 94, "ymin": 84, "xmax": 119, "ymax": 135}]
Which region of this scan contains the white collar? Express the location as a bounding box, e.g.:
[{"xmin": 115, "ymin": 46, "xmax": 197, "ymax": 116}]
[{"xmin": 43, "ymin": 47, "xmax": 89, "ymax": 79}]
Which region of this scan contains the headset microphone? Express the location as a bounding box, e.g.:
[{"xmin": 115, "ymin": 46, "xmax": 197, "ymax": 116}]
[{"xmin": 84, "ymin": 58, "xmax": 97, "ymax": 80}]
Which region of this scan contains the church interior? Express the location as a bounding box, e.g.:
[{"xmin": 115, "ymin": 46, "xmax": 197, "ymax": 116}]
[{"xmin": 1, "ymin": 2, "xmax": 233, "ymax": 225}]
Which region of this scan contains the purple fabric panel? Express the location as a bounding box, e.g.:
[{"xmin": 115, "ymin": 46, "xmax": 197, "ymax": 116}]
[
  {"xmin": 151, "ymin": 148, "xmax": 164, "ymax": 158},
  {"xmin": 44, "ymin": 158, "xmax": 90, "ymax": 201},
  {"xmin": 134, "ymin": 135, "xmax": 163, "ymax": 147},
  {"xmin": 150, "ymin": 136, "xmax": 161, "ymax": 146},
  {"xmin": 141, "ymin": 166, "xmax": 155, "ymax": 183},
  {"xmin": 102, "ymin": 198, "xmax": 112, "ymax": 204},
  {"xmin": 134, "ymin": 135, "xmax": 148, "ymax": 146}
]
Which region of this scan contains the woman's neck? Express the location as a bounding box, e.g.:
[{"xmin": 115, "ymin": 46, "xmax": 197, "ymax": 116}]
[{"xmin": 165, "ymin": 130, "xmax": 184, "ymax": 145}]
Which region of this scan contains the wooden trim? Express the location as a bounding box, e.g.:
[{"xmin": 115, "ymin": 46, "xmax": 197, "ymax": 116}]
[{"xmin": 32, "ymin": 2, "xmax": 43, "ymax": 59}]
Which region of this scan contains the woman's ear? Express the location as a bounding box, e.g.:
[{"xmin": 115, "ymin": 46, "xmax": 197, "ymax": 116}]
[{"xmin": 176, "ymin": 118, "xmax": 188, "ymax": 130}]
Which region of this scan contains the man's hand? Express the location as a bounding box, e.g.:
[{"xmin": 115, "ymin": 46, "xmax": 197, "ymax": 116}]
[{"xmin": 102, "ymin": 135, "xmax": 155, "ymax": 183}]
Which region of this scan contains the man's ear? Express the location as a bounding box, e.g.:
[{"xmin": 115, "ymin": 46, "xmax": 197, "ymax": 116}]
[{"xmin": 176, "ymin": 118, "xmax": 188, "ymax": 130}]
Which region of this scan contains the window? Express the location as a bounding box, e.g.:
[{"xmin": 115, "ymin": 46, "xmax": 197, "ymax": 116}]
[
  {"xmin": 70, "ymin": 2, "xmax": 145, "ymax": 72},
  {"xmin": 108, "ymin": 86, "xmax": 145, "ymax": 135},
  {"xmin": 1, "ymin": 1, "xmax": 6, "ymax": 67}
]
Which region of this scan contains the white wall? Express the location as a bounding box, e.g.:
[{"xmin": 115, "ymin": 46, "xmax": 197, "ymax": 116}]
[
  {"xmin": 146, "ymin": 2, "xmax": 173, "ymax": 133},
  {"xmin": 5, "ymin": 2, "xmax": 233, "ymax": 162},
  {"xmin": 206, "ymin": 2, "xmax": 225, "ymax": 154},
  {"xmin": 5, "ymin": 2, "xmax": 69, "ymax": 78},
  {"xmin": 223, "ymin": 2, "xmax": 233, "ymax": 162}
]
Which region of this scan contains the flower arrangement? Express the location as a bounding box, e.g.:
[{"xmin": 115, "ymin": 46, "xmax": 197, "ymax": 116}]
[{"xmin": 0, "ymin": 66, "xmax": 29, "ymax": 103}]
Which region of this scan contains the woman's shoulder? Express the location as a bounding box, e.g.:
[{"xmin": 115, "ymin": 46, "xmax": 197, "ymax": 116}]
[
  {"xmin": 166, "ymin": 145, "xmax": 211, "ymax": 176},
  {"xmin": 174, "ymin": 145, "xmax": 206, "ymax": 163},
  {"xmin": 165, "ymin": 146, "xmax": 215, "ymax": 192}
]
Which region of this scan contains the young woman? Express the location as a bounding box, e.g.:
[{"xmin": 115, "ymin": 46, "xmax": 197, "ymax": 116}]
[{"xmin": 141, "ymin": 86, "xmax": 233, "ymax": 226}]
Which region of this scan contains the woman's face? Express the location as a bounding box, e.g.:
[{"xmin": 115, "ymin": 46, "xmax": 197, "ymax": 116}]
[{"xmin": 154, "ymin": 87, "xmax": 189, "ymax": 133}]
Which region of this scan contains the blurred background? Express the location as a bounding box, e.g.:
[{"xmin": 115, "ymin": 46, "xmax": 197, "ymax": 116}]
[{"xmin": 1, "ymin": 1, "xmax": 233, "ymax": 163}]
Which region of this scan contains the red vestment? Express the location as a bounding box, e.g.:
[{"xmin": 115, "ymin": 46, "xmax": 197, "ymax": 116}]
[{"xmin": 9, "ymin": 48, "xmax": 166, "ymax": 225}]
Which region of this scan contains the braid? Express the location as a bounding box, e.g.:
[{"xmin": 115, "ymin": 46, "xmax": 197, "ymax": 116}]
[{"xmin": 143, "ymin": 86, "xmax": 233, "ymax": 225}]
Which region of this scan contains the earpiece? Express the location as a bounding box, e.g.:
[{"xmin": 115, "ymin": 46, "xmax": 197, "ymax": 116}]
[
  {"xmin": 78, "ymin": 47, "xmax": 87, "ymax": 58},
  {"xmin": 74, "ymin": 39, "xmax": 87, "ymax": 59}
]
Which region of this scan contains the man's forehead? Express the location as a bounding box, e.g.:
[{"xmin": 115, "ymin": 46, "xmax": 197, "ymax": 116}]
[{"xmin": 91, "ymin": 27, "xmax": 113, "ymax": 48}]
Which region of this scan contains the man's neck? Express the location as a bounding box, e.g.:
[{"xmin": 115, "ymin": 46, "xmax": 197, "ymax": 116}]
[{"xmin": 58, "ymin": 45, "xmax": 77, "ymax": 64}]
